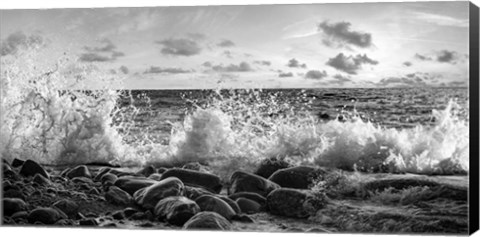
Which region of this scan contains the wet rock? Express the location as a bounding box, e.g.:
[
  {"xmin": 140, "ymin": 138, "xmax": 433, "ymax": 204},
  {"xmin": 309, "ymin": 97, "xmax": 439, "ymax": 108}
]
[
  {"xmin": 60, "ymin": 168, "xmax": 71, "ymax": 177},
  {"xmin": 3, "ymin": 198, "xmax": 27, "ymax": 216},
  {"xmin": 268, "ymin": 166, "xmax": 326, "ymax": 189},
  {"xmin": 88, "ymin": 187, "xmax": 101, "ymax": 196},
  {"xmin": 112, "ymin": 210, "xmax": 125, "ymax": 220},
  {"xmin": 55, "ymin": 219, "xmax": 75, "ymax": 226},
  {"xmin": 133, "ymin": 177, "xmax": 184, "ymax": 210},
  {"xmin": 19, "ymin": 159, "xmax": 49, "ymax": 178},
  {"xmin": 228, "ymin": 192, "xmax": 266, "ymax": 207},
  {"xmin": 11, "ymin": 158, "xmax": 25, "ymax": 168},
  {"xmin": 184, "ymin": 186, "xmax": 213, "ymax": 200},
  {"xmin": 137, "ymin": 165, "xmax": 156, "ymax": 177},
  {"xmin": 154, "ymin": 196, "xmax": 200, "ymax": 226},
  {"xmin": 195, "ymin": 195, "xmax": 236, "ymax": 220},
  {"xmin": 236, "ymin": 197, "xmax": 261, "ymax": 214},
  {"xmin": 254, "ymin": 157, "xmax": 291, "ymax": 178},
  {"xmin": 216, "ymin": 195, "xmax": 241, "ymax": 214},
  {"xmin": 148, "ymin": 173, "xmax": 162, "ymax": 181},
  {"xmin": 231, "ymin": 214, "xmax": 255, "ymax": 223},
  {"xmin": 33, "ymin": 173, "xmax": 51, "ymax": 186},
  {"xmin": 93, "ymin": 167, "xmax": 111, "ymax": 181},
  {"xmin": 267, "ymin": 188, "xmax": 327, "ymax": 218},
  {"xmin": 161, "ymin": 168, "xmax": 222, "ymax": 193},
  {"xmin": 183, "ymin": 211, "xmax": 232, "ymax": 230},
  {"xmin": 79, "ymin": 218, "xmax": 98, "ymax": 226},
  {"xmin": 71, "ymin": 177, "xmax": 93, "ymax": 184},
  {"xmin": 66, "ymin": 165, "xmax": 91, "ymax": 179},
  {"xmin": 157, "ymin": 167, "xmax": 168, "ymax": 174},
  {"xmin": 229, "ymin": 171, "xmax": 280, "ymax": 197},
  {"xmin": 4, "ymin": 189, "xmax": 26, "ymax": 200},
  {"xmin": 27, "ymin": 207, "xmax": 66, "ymax": 224},
  {"xmin": 105, "ymin": 186, "xmax": 132, "ymax": 205},
  {"xmin": 11, "ymin": 211, "xmax": 28, "ymax": 221},
  {"xmin": 114, "ymin": 176, "xmax": 158, "ymax": 195},
  {"xmin": 122, "ymin": 207, "xmax": 138, "ymax": 218},
  {"xmin": 182, "ymin": 162, "xmax": 212, "ymax": 173},
  {"xmin": 100, "ymin": 173, "xmax": 118, "ymax": 185},
  {"xmin": 52, "ymin": 199, "xmax": 79, "ymax": 219}
]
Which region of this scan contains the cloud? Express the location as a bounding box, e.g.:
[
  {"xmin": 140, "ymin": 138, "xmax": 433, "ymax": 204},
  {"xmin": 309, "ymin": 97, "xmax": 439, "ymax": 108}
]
[
  {"xmin": 217, "ymin": 39, "xmax": 235, "ymax": 47},
  {"xmin": 333, "ymin": 74, "xmax": 351, "ymax": 82},
  {"xmin": 1, "ymin": 31, "xmax": 45, "ymax": 56},
  {"xmin": 326, "ymin": 53, "xmax": 378, "ymax": 74},
  {"xmin": 279, "ymin": 72, "xmax": 294, "ymax": 78},
  {"xmin": 403, "ymin": 61, "xmax": 413, "ymax": 67},
  {"xmin": 254, "ymin": 60, "xmax": 271, "ymax": 66},
  {"xmin": 80, "ymin": 38, "xmax": 125, "ymax": 62},
  {"xmin": 155, "ymin": 38, "xmax": 202, "ymax": 56},
  {"xmin": 411, "ymin": 11, "xmax": 468, "ymax": 28},
  {"xmin": 222, "ymin": 50, "xmax": 233, "ymax": 58},
  {"xmin": 305, "ymin": 70, "xmax": 328, "ymax": 79},
  {"xmin": 144, "ymin": 66, "xmax": 193, "ymax": 74},
  {"xmin": 119, "ymin": 65, "xmax": 129, "ymax": 74},
  {"xmin": 376, "ymin": 72, "xmax": 438, "ymax": 87},
  {"xmin": 414, "ymin": 50, "xmax": 464, "ymax": 64},
  {"xmin": 210, "ymin": 62, "xmax": 253, "ymax": 72},
  {"xmin": 287, "ymin": 58, "xmax": 307, "ymax": 68},
  {"xmin": 202, "ymin": 61, "xmax": 212, "ymax": 67},
  {"xmin": 318, "ymin": 21, "xmax": 373, "ymax": 48},
  {"xmin": 187, "ymin": 33, "xmax": 207, "ymax": 41}
]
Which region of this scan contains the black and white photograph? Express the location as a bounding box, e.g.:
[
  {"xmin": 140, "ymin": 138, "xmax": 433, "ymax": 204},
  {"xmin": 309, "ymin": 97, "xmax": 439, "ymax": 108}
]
[{"xmin": 1, "ymin": 0, "xmax": 478, "ymax": 235}]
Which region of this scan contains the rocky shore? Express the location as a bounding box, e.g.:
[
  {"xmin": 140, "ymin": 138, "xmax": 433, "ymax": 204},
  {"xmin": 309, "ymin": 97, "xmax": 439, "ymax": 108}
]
[{"xmin": 1, "ymin": 158, "xmax": 469, "ymax": 234}]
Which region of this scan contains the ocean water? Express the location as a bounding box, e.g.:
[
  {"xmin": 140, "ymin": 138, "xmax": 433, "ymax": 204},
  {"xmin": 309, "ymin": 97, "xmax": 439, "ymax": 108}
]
[{"xmin": 0, "ymin": 51, "xmax": 470, "ymax": 177}]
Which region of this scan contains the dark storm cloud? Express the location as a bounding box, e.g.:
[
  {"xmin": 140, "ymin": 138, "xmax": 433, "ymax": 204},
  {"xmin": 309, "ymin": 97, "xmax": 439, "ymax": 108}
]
[
  {"xmin": 305, "ymin": 70, "xmax": 328, "ymax": 79},
  {"xmin": 326, "ymin": 53, "xmax": 378, "ymax": 75},
  {"xmin": 144, "ymin": 66, "xmax": 193, "ymax": 74},
  {"xmin": 403, "ymin": 61, "xmax": 413, "ymax": 67},
  {"xmin": 278, "ymin": 71, "xmax": 294, "ymax": 77},
  {"xmin": 414, "ymin": 50, "xmax": 464, "ymax": 64},
  {"xmin": 217, "ymin": 39, "xmax": 235, "ymax": 47},
  {"xmin": 155, "ymin": 38, "xmax": 202, "ymax": 56},
  {"xmin": 318, "ymin": 21, "xmax": 373, "ymax": 48},
  {"xmin": 119, "ymin": 66, "xmax": 129, "ymax": 74},
  {"xmin": 0, "ymin": 31, "xmax": 45, "ymax": 56},
  {"xmin": 254, "ymin": 60, "xmax": 272, "ymax": 66},
  {"xmin": 211, "ymin": 62, "xmax": 253, "ymax": 72},
  {"xmin": 81, "ymin": 38, "xmax": 125, "ymax": 62},
  {"xmin": 287, "ymin": 58, "xmax": 307, "ymax": 68}
]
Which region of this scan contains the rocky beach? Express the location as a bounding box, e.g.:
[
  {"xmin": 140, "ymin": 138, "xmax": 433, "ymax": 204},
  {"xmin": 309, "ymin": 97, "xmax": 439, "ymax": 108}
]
[{"xmin": 2, "ymin": 158, "xmax": 469, "ymax": 234}]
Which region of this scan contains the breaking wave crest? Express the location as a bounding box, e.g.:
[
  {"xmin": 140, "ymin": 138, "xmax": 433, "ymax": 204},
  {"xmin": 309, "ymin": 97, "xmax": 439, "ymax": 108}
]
[{"xmin": 0, "ymin": 50, "xmax": 469, "ymax": 176}]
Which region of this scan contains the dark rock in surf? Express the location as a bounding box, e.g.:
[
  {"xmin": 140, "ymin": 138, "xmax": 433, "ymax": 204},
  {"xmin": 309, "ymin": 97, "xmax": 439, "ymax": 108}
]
[
  {"xmin": 184, "ymin": 186, "xmax": 213, "ymax": 200},
  {"xmin": 52, "ymin": 199, "xmax": 79, "ymax": 219},
  {"xmin": 71, "ymin": 177, "xmax": 94, "ymax": 184},
  {"xmin": 229, "ymin": 171, "xmax": 280, "ymax": 197},
  {"xmin": 114, "ymin": 176, "xmax": 158, "ymax": 195},
  {"xmin": 100, "ymin": 173, "xmax": 118, "ymax": 185},
  {"xmin": 27, "ymin": 207, "xmax": 66, "ymax": 224},
  {"xmin": 228, "ymin": 192, "xmax": 266, "ymax": 208},
  {"xmin": 254, "ymin": 157, "xmax": 292, "ymax": 178},
  {"xmin": 236, "ymin": 197, "xmax": 261, "ymax": 214},
  {"xmin": 161, "ymin": 168, "xmax": 222, "ymax": 193},
  {"xmin": 93, "ymin": 167, "xmax": 111, "ymax": 181},
  {"xmin": 79, "ymin": 218, "xmax": 98, "ymax": 226},
  {"xmin": 133, "ymin": 177, "xmax": 184, "ymax": 210},
  {"xmin": 268, "ymin": 166, "xmax": 326, "ymax": 189},
  {"xmin": 11, "ymin": 158, "xmax": 25, "ymax": 168},
  {"xmin": 148, "ymin": 173, "xmax": 163, "ymax": 181},
  {"xmin": 154, "ymin": 196, "xmax": 200, "ymax": 226},
  {"xmin": 33, "ymin": 173, "xmax": 51, "ymax": 186},
  {"xmin": 19, "ymin": 159, "xmax": 49, "ymax": 178},
  {"xmin": 157, "ymin": 167, "xmax": 168, "ymax": 174},
  {"xmin": 195, "ymin": 195, "xmax": 236, "ymax": 220},
  {"xmin": 122, "ymin": 207, "xmax": 138, "ymax": 218},
  {"xmin": 137, "ymin": 165, "xmax": 156, "ymax": 177},
  {"xmin": 66, "ymin": 165, "xmax": 91, "ymax": 179},
  {"xmin": 105, "ymin": 186, "xmax": 132, "ymax": 205},
  {"xmin": 3, "ymin": 198, "xmax": 27, "ymax": 216},
  {"xmin": 267, "ymin": 188, "xmax": 327, "ymax": 218},
  {"xmin": 183, "ymin": 212, "xmax": 232, "ymax": 230}
]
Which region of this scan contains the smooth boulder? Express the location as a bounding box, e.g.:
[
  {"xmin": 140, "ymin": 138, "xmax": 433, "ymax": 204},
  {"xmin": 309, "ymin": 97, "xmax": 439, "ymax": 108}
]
[
  {"xmin": 267, "ymin": 188, "xmax": 326, "ymax": 218},
  {"xmin": 133, "ymin": 177, "xmax": 184, "ymax": 210},
  {"xmin": 114, "ymin": 176, "xmax": 158, "ymax": 195},
  {"xmin": 228, "ymin": 192, "xmax": 266, "ymax": 207},
  {"xmin": 154, "ymin": 196, "xmax": 200, "ymax": 226},
  {"xmin": 3, "ymin": 198, "xmax": 27, "ymax": 216},
  {"xmin": 52, "ymin": 199, "xmax": 79, "ymax": 219},
  {"xmin": 236, "ymin": 198, "xmax": 261, "ymax": 214},
  {"xmin": 268, "ymin": 166, "xmax": 326, "ymax": 189},
  {"xmin": 195, "ymin": 195, "xmax": 236, "ymax": 220},
  {"xmin": 183, "ymin": 212, "xmax": 232, "ymax": 230},
  {"xmin": 19, "ymin": 159, "xmax": 49, "ymax": 178},
  {"xmin": 254, "ymin": 157, "xmax": 291, "ymax": 178},
  {"xmin": 105, "ymin": 186, "xmax": 132, "ymax": 205},
  {"xmin": 66, "ymin": 165, "xmax": 91, "ymax": 179},
  {"xmin": 27, "ymin": 207, "xmax": 66, "ymax": 224},
  {"xmin": 229, "ymin": 171, "xmax": 280, "ymax": 197},
  {"xmin": 161, "ymin": 168, "xmax": 222, "ymax": 193}
]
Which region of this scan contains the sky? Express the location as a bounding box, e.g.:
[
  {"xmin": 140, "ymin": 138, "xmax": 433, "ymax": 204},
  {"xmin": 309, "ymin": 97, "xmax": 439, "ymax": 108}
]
[{"xmin": 0, "ymin": 1, "xmax": 472, "ymax": 89}]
